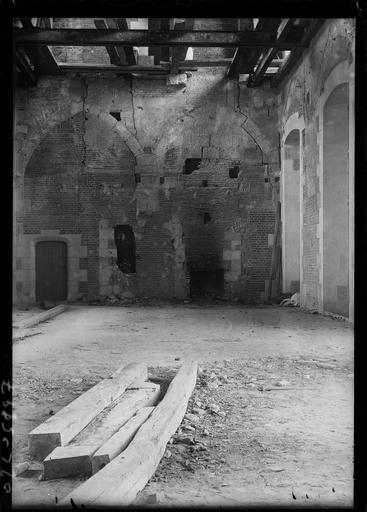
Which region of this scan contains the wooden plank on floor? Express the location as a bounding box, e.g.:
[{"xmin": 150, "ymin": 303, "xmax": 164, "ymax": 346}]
[
  {"xmin": 91, "ymin": 406, "xmax": 155, "ymax": 474},
  {"xmin": 61, "ymin": 361, "xmax": 197, "ymax": 507},
  {"xmin": 28, "ymin": 362, "xmax": 148, "ymax": 461},
  {"xmin": 17, "ymin": 304, "xmax": 68, "ymax": 329},
  {"xmin": 43, "ymin": 386, "xmax": 160, "ymax": 479},
  {"xmin": 43, "ymin": 445, "xmax": 97, "ymax": 480}
]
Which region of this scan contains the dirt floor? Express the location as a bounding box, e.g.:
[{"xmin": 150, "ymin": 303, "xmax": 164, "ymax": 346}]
[{"xmin": 12, "ymin": 304, "xmax": 354, "ymax": 508}]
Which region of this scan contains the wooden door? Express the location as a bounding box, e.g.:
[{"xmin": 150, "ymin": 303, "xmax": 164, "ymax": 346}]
[{"xmin": 35, "ymin": 241, "xmax": 67, "ymax": 301}]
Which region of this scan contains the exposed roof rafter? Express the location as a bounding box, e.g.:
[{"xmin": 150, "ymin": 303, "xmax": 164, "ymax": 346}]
[
  {"xmin": 271, "ymin": 19, "xmax": 325, "ymax": 87},
  {"xmin": 94, "ymin": 19, "xmax": 127, "ymax": 66},
  {"xmin": 13, "ymin": 19, "xmax": 326, "ymax": 85},
  {"xmin": 18, "ymin": 18, "xmax": 61, "ymax": 75},
  {"xmin": 171, "ymin": 18, "xmax": 195, "ymax": 72},
  {"xmin": 113, "ymin": 18, "xmax": 137, "ymax": 65},
  {"xmin": 14, "ymin": 48, "xmax": 38, "ymax": 85},
  {"xmin": 249, "ymin": 18, "xmax": 305, "ymax": 86},
  {"xmin": 14, "ymin": 28, "xmax": 308, "ymax": 48},
  {"xmin": 226, "ymin": 18, "xmax": 281, "ymax": 79}
]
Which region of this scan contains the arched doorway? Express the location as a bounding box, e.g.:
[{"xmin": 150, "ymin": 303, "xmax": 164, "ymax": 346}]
[
  {"xmin": 323, "ymin": 83, "xmax": 349, "ymax": 316},
  {"xmin": 282, "ymin": 129, "xmax": 301, "ymax": 294}
]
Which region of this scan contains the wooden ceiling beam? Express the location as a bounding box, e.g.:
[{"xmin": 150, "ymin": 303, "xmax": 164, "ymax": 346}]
[
  {"xmin": 14, "ymin": 28, "xmax": 308, "ymax": 48},
  {"xmin": 249, "ymin": 19, "xmax": 305, "ymax": 86},
  {"xmin": 184, "ymin": 59, "xmax": 232, "ymax": 67},
  {"xmin": 148, "ymin": 18, "xmax": 162, "ymax": 65},
  {"xmin": 171, "ymin": 18, "xmax": 195, "ymax": 72},
  {"xmin": 38, "ymin": 18, "xmax": 52, "ymax": 28},
  {"xmin": 18, "ymin": 18, "xmax": 61, "ymax": 75},
  {"xmin": 14, "ymin": 48, "xmax": 38, "ymax": 85},
  {"xmin": 160, "ymin": 18, "xmax": 171, "ymax": 62},
  {"xmin": 271, "ymin": 19, "xmax": 325, "ymax": 87},
  {"xmin": 113, "ymin": 18, "xmax": 136, "ymax": 65},
  {"xmin": 226, "ymin": 18, "xmax": 281, "ymax": 79},
  {"xmin": 94, "ymin": 19, "xmax": 127, "ymax": 65},
  {"xmin": 57, "ymin": 62, "xmax": 187, "ymax": 74},
  {"xmin": 58, "ymin": 62, "xmax": 226, "ymax": 73}
]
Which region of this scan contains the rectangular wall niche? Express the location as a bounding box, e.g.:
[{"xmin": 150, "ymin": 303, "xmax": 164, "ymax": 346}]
[
  {"xmin": 229, "ymin": 166, "xmax": 239, "ymax": 178},
  {"xmin": 189, "ymin": 270, "xmax": 224, "ymax": 299},
  {"xmin": 114, "ymin": 225, "xmax": 136, "ymax": 274},
  {"xmin": 184, "ymin": 158, "xmax": 202, "ymax": 174}
]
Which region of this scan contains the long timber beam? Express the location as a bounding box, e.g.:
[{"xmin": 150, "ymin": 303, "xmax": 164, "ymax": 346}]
[{"xmin": 14, "ymin": 28, "xmax": 308, "ymax": 48}]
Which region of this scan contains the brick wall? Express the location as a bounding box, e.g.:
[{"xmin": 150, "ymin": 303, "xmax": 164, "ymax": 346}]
[{"xmin": 14, "ymin": 66, "xmax": 280, "ymax": 303}]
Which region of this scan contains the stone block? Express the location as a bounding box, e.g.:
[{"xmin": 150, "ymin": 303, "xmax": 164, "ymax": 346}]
[
  {"xmin": 230, "ymin": 250, "xmax": 241, "ymax": 260},
  {"xmin": 230, "ymin": 240, "xmax": 241, "ymax": 250},
  {"xmin": 79, "ymin": 246, "xmax": 88, "ymax": 258},
  {"xmin": 78, "ymin": 269, "xmax": 88, "ymax": 282},
  {"xmin": 224, "ymin": 271, "xmax": 238, "ymax": 282},
  {"xmin": 231, "ymin": 259, "xmax": 241, "ymax": 273},
  {"xmin": 253, "ymin": 94, "xmax": 264, "ymax": 108},
  {"xmin": 99, "ymin": 229, "xmax": 114, "ymax": 241}
]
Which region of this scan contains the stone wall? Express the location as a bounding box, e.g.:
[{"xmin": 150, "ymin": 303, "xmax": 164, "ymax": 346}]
[
  {"xmin": 278, "ymin": 18, "xmax": 355, "ymax": 320},
  {"xmin": 14, "ymin": 68, "xmax": 280, "ymax": 303}
]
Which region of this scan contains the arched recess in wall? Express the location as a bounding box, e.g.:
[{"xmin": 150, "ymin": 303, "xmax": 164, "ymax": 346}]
[
  {"xmin": 22, "ymin": 109, "xmax": 143, "ymax": 174},
  {"xmin": 20, "ymin": 112, "xmax": 139, "ymax": 303},
  {"xmin": 281, "ymin": 113, "xmax": 305, "ymax": 296},
  {"xmin": 322, "ymin": 83, "xmax": 349, "ymax": 316},
  {"xmin": 27, "ymin": 112, "xmax": 136, "ymax": 177},
  {"xmin": 318, "ymin": 59, "xmax": 354, "ymax": 320},
  {"xmin": 153, "ymin": 106, "xmax": 272, "ymax": 166}
]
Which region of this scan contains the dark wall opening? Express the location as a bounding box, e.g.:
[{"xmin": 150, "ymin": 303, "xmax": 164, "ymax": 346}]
[
  {"xmin": 184, "ymin": 158, "xmax": 202, "ymax": 174},
  {"xmin": 229, "ymin": 166, "xmax": 239, "ymax": 178},
  {"xmin": 189, "ymin": 270, "xmax": 224, "ymax": 299},
  {"xmin": 35, "ymin": 241, "xmax": 67, "ymax": 301},
  {"xmin": 114, "ymin": 225, "xmax": 136, "ymax": 273}
]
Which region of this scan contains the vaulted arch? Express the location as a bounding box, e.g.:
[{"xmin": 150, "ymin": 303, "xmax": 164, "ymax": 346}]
[
  {"xmin": 318, "ymin": 59, "xmax": 354, "ymax": 320},
  {"xmin": 25, "ymin": 112, "xmax": 136, "ymax": 177},
  {"xmin": 281, "ymin": 113, "xmax": 305, "ymax": 297}
]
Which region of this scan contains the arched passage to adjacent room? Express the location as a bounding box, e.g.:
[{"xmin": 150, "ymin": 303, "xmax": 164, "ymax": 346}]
[
  {"xmin": 322, "ymin": 83, "xmax": 349, "ymax": 317},
  {"xmin": 282, "ymin": 128, "xmax": 301, "ymax": 295}
]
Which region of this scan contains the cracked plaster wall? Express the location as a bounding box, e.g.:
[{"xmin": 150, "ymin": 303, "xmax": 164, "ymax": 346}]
[{"xmin": 14, "ymin": 66, "xmax": 280, "ymax": 303}]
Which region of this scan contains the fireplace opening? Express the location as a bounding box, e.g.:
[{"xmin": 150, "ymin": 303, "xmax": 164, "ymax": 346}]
[{"xmin": 189, "ymin": 270, "xmax": 224, "ymax": 299}]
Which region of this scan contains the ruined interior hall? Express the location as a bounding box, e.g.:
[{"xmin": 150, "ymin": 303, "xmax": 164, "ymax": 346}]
[
  {"xmin": 13, "ymin": 17, "xmax": 355, "ymax": 319},
  {"xmin": 11, "ymin": 16, "xmax": 357, "ymax": 509}
]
